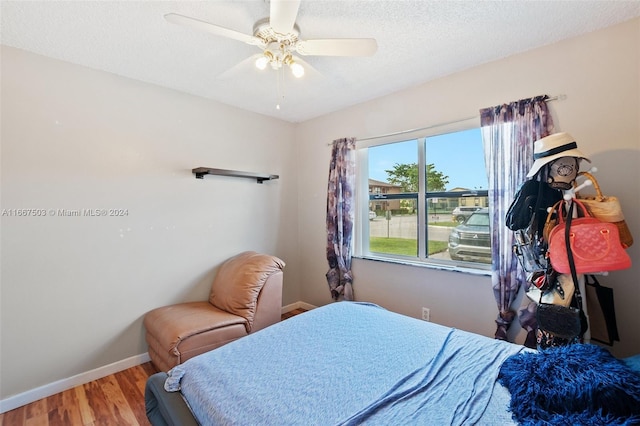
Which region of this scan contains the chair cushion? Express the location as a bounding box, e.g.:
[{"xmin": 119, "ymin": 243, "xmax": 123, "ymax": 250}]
[
  {"xmin": 209, "ymin": 251, "xmax": 285, "ymax": 329},
  {"xmin": 144, "ymin": 301, "xmax": 246, "ymax": 351},
  {"xmin": 145, "ymin": 301, "xmax": 249, "ymax": 371}
]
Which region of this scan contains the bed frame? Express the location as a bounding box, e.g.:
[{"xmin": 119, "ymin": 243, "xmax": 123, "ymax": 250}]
[{"xmin": 145, "ymin": 372, "xmax": 198, "ymax": 426}]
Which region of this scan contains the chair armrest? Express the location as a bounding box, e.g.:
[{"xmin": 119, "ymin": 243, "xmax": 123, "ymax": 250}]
[{"xmin": 252, "ymin": 270, "xmax": 283, "ymax": 332}]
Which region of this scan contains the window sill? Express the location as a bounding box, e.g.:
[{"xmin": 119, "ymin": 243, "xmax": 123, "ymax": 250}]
[{"xmin": 354, "ymin": 254, "xmax": 492, "ymax": 277}]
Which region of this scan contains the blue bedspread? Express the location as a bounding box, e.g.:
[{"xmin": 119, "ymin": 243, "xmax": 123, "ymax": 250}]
[{"xmin": 169, "ymin": 302, "xmax": 525, "ymax": 425}]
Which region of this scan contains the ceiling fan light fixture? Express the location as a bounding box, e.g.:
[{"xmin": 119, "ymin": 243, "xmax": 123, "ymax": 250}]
[
  {"xmin": 290, "ymin": 62, "xmax": 304, "ymax": 78},
  {"xmin": 255, "ymin": 52, "xmax": 271, "ymax": 70}
]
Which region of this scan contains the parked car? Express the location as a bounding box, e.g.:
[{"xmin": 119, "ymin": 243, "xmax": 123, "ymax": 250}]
[
  {"xmin": 369, "ymin": 210, "xmax": 377, "ymax": 220},
  {"xmin": 448, "ymin": 208, "xmax": 491, "ymax": 263},
  {"xmin": 451, "ymin": 206, "xmax": 481, "ymax": 223}
]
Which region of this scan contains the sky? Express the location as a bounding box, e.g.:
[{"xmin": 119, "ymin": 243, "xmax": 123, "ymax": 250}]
[{"xmin": 368, "ymin": 128, "xmax": 488, "ymax": 191}]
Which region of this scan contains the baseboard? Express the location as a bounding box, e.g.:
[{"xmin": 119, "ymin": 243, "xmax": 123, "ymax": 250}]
[
  {"xmin": 281, "ymin": 301, "xmax": 317, "ymax": 313},
  {"xmin": 2, "ymin": 303, "xmax": 317, "ymax": 413},
  {"xmin": 0, "ymin": 352, "xmax": 151, "ymax": 414}
]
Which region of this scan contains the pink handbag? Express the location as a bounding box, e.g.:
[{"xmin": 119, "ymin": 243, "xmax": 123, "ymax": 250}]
[{"xmin": 547, "ymin": 200, "xmax": 631, "ymax": 274}]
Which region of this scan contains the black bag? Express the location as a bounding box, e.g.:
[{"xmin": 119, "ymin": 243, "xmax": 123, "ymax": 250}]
[
  {"xmin": 536, "ymin": 303, "xmax": 581, "ymax": 349},
  {"xmin": 535, "ymin": 204, "xmax": 586, "ymax": 350},
  {"xmin": 585, "ymin": 275, "xmax": 620, "ymax": 346},
  {"xmin": 506, "ymin": 179, "xmax": 562, "ymax": 232},
  {"xmin": 512, "ymin": 229, "xmax": 547, "ymax": 274}
]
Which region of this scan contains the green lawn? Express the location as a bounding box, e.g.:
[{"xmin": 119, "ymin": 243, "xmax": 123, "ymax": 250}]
[
  {"xmin": 370, "ymin": 237, "xmax": 448, "ymax": 256},
  {"xmin": 430, "ymin": 220, "xmax": 457, "ymax": 227}
]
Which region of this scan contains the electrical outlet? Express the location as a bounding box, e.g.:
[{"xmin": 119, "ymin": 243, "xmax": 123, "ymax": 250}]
[{"xmin": 422, "ymin": 307, "xmax": 430, "ymax": 321}]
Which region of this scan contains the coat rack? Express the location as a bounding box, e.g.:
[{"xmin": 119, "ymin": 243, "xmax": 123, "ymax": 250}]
[
  {"xmin": 562, "ymin": 167, "xmax": 597, "ymax": 200},
  {"xmin": 192, "ymin": 167, "xmax": 279, "ymax": 184}
]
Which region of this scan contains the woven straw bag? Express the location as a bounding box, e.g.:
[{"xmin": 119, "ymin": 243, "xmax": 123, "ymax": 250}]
[
  {"xmin": 575, "ymin": 172, "xmax": 633, "ymax": 248},
  {"xmin": 542, "ymin": 200, "xmax": 563, "ymax": 244}
]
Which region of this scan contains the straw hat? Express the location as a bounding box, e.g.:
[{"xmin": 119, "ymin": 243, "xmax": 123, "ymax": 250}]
[{"xmin": 526, "ymin": 132, "xmax": 590, "ymax": 178}]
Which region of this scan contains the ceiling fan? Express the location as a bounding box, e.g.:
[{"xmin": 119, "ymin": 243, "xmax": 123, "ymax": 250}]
[{"xmin": 164, "ymin": 0, "xmax": 378, "ymax": 79}]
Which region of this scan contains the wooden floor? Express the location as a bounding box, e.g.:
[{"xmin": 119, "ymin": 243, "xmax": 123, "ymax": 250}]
[{"xmin": 0, "ymin": 308, "xmax": 308, "ymax": 426}]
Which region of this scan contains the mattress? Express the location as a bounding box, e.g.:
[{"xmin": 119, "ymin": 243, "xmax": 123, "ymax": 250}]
[{"xmin": 149, "ymin": 301, "xmax": 525, "ymax": 425}]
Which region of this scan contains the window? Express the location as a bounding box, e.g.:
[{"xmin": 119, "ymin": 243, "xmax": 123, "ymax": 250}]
[{"xmin": 358, "ymin": 128, "xmax": 490, "ymax": 269}]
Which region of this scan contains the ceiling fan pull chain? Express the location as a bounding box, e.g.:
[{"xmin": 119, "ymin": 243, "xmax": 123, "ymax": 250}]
[{"xmin": 275, "ymin": 67, "xmax": 284, "ymax": 110}]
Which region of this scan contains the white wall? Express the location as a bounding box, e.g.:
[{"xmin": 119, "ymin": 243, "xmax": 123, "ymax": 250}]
[
  {"xmin": 295, "ymin": 18, "xmax": 640, "ymax": 358},
  {"xmin": 1, "ymin": 16, "xmax": 639, "ymax": 408},
  {"xmin": 0, "ymin": 46, "xmax": 300, "ymax": 400}
]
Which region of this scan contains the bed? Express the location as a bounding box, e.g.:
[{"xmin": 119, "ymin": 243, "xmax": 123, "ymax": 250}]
[{"xmin": 145, "ymin": 301, "xmax": 640, "ymax": 425}]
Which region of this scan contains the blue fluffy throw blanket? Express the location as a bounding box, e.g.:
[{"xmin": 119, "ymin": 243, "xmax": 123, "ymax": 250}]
[{"xmin": 498, "ymin": 344, "xmax": 640, "ymax": 425}]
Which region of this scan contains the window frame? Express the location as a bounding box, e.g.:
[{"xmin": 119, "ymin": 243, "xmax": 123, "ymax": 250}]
[{"xmin": 355, "ymin": 130, "xmax": 491, "ymax": 274}]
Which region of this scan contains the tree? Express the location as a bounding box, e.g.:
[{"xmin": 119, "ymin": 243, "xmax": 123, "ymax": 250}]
[
  {"xmin": 426, "ymin": 164, "xmax": 449, "ymax": 191},
  {"xmin": 386, "ymin": 163, "xmax": 419, "ymax": 192},
  {"xmin": 385, "ymin": 163, "xmax": 449, "ymax": 192}
]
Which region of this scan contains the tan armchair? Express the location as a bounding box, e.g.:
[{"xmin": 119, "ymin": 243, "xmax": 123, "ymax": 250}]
[{"xmin": 144, "ymin": 251, "xmax": 284, "ymax": 372}]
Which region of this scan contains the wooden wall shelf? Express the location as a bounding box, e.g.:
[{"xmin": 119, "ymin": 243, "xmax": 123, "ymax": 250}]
[{"xmin": 192, "ymin": 167, "xmax": 279, "ymax": 184}]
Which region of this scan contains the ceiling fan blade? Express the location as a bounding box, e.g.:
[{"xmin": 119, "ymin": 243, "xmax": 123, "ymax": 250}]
[
  {"xmin": 269, "ymin": 0, "xmax": 301, "ymax": 34},
  {"xmin": 164, "ymin": 13, "xmax": 263, "ymax": 46},
  {"xmin": 296, "ymin": 38, "xmax": 378, "ymax": 57}
]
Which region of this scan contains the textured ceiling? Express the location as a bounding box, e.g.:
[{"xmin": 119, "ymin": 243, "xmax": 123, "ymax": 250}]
[{"xmin": 2, "ymin": 1, "xmax": 639, "ymax": 123}]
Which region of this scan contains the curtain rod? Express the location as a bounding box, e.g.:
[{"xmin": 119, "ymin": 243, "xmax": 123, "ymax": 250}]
[{"xmin": 329, "ymin": 94, "xmax": 563, "ymax": 145}]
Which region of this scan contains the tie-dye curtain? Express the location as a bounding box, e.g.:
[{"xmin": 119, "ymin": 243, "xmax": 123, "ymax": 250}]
[
  {"xmin": 326, "ymin": 137, "xmax": 356, "ymax": 301},
  {"xmin": 479, "ymin": 96, "xmax": 554, "ymax": 342}
]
